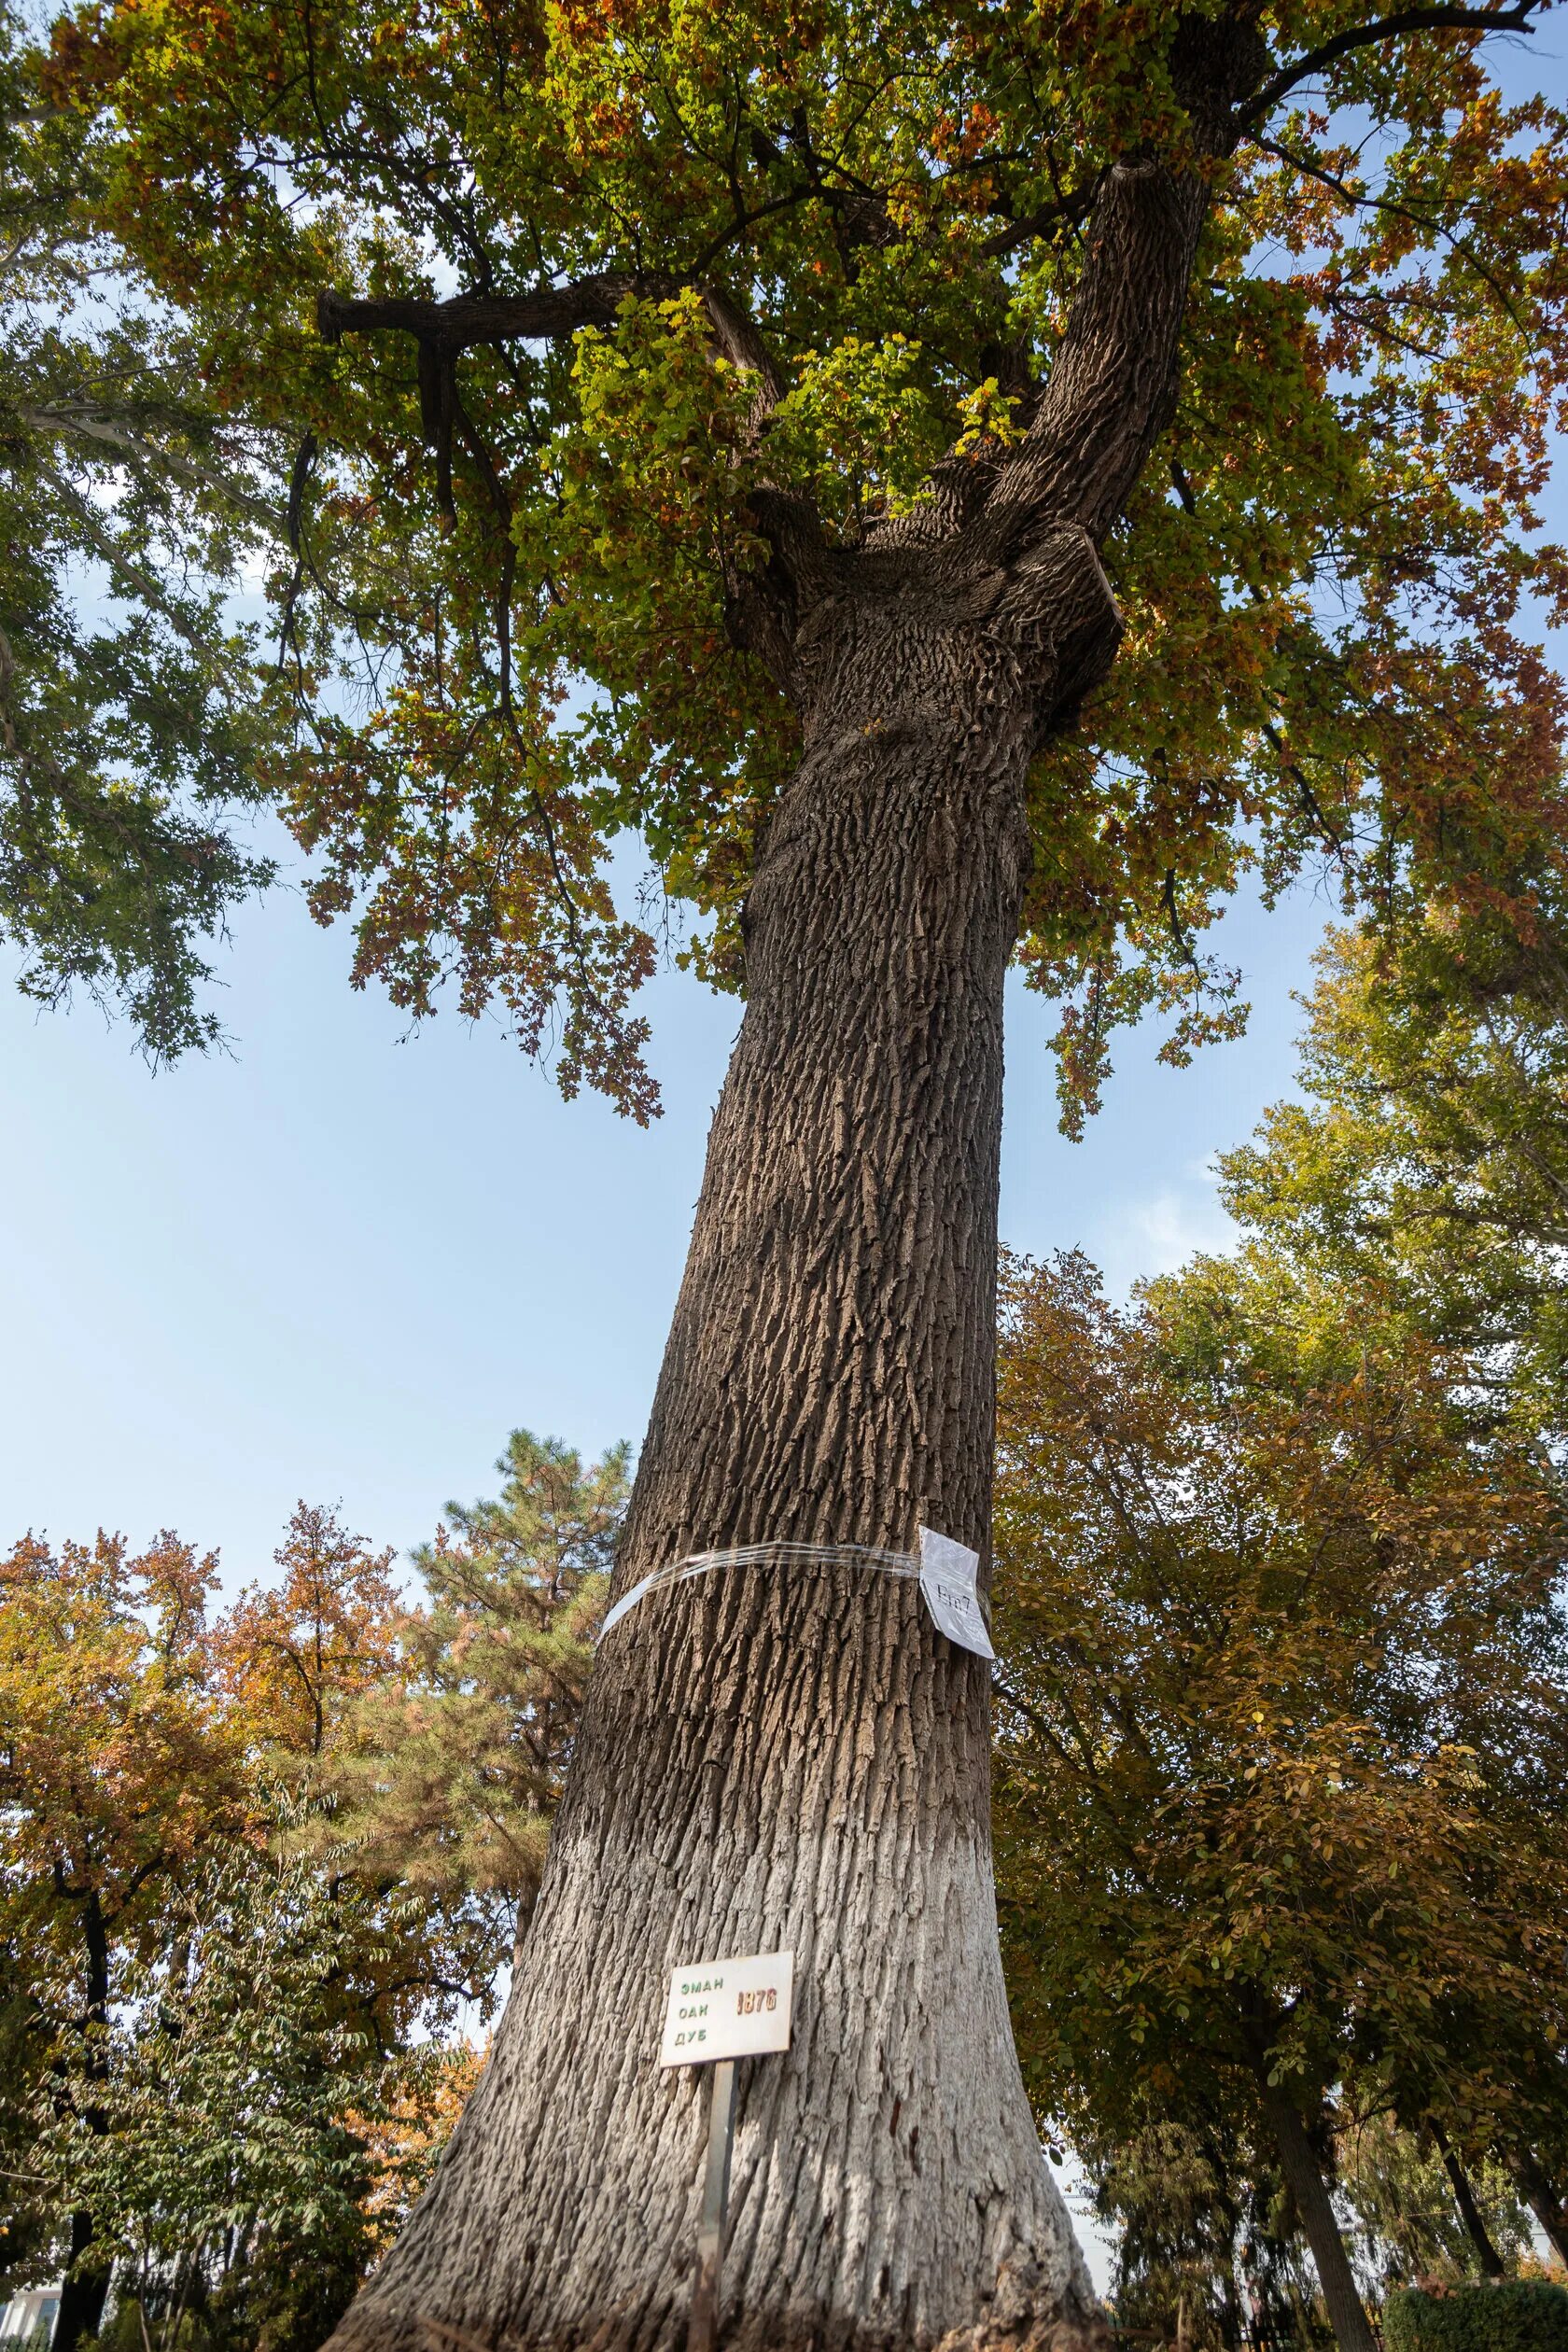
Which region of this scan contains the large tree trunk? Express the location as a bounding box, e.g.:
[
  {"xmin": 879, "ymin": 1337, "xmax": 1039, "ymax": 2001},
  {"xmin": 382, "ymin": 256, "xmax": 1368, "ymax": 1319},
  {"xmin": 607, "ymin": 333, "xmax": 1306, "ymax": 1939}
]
[
  {"xmin": 330, "ymin": 552, "xmax": 1120, "ymax": 2352},
  {"xmin": 1254, "ymin": 2080, "xmax": 1376, "ymax": 2352},
  {"xmin": 326, "ymin": 19, "xmax": 1265, "ymax": 2340}
]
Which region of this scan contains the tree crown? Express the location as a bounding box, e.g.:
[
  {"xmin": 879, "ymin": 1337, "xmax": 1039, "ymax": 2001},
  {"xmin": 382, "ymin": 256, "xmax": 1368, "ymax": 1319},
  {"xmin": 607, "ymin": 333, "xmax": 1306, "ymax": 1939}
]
[{"xmin": 32, "ymin": 0, "xmax": 1568, "ymax": 1115}]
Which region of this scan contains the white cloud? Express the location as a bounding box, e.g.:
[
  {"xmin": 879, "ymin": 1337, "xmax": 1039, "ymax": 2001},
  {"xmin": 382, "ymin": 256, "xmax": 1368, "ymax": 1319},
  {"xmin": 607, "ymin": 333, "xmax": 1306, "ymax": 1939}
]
[{"xmin": 1095, "ymin": 1183, "xmax": 1236, "ymax": 1296}]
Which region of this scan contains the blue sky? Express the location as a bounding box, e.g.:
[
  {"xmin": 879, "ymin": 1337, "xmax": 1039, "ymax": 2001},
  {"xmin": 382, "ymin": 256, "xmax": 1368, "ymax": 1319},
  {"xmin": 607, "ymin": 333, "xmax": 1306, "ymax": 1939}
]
[{"xmin": 0, "ymin": 829, "xmax": 1330, "ymax": 1587}]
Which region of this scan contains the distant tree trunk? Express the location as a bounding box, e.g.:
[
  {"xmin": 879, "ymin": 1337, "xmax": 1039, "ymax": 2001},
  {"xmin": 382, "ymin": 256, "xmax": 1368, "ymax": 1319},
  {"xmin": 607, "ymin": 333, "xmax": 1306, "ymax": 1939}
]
[
  {"xmin": 327, "ymin": 22, "xmax": 1265, "ymax": 2351},
  {"xmin": 1511, "ymin": 2152, "xmax": 1568, "ymax": 2270},
  {"xmin": 1219, "ymin": 2236, "xmax": 1245, "ymax": 2350},
  {"xmin": 1430, "ymin": 2124, "xmax": 1505, "ymax": 2278},
  {"xmin": 53, "ymin": 1893, "xmax": 112, "ymax": 2352},
  {"xmin": 1254, "ymin": 2079, "xmax": 1377, "ymax": 2352}
]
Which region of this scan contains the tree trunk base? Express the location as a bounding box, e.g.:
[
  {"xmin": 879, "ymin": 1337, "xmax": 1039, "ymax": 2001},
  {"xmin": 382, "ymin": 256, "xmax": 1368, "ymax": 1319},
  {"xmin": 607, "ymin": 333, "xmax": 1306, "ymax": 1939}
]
[
  {"xmin": 933, "ymin": 2307, "xmax": 1113, "ymax": 2352},
  {"xmin": 399, "ymin": 2299, "xmax": 1112, "ymax": 2352}
]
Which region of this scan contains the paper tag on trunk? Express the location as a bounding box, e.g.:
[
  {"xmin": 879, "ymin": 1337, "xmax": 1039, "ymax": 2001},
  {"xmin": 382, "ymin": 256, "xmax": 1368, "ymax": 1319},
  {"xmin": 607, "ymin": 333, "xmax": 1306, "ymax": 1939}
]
[{"xmin": 917, "ymin": 1527, "xmax": 995, "ymax": 1659}]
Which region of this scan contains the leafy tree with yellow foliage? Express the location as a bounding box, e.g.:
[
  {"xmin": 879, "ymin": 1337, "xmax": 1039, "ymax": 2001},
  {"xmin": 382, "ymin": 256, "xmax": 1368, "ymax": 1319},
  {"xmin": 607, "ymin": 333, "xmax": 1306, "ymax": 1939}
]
[
  {"xmin": 0, "ymin": 1532, "xmax": 242, "ymax": 2349},
  {"xmin": 993, "ymin": 1250, "xmax": 1568, "ymax": 2352},
  {"xmin": 220, "ymin": 1503, "xmax": 403, "ymax": 1760},
  {"xmin": 0, "ymin": 1506, "xmax": 495, "ymax": 2349}
]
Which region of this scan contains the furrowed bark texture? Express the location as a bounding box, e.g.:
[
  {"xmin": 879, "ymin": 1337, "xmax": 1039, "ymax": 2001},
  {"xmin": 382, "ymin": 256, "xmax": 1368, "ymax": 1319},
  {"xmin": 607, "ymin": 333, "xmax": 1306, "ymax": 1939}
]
[
  {"xmin": 326, "ymin": 32, "xmax": 1263, "ymax": 2347},
  {"xmin": 335, "ymin": 538, "xmax": 1121, "ymax": 2352}
]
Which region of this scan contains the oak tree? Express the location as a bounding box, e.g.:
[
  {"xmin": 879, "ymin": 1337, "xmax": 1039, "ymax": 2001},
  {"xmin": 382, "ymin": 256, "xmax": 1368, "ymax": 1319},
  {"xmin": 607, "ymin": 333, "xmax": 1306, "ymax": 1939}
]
[{"xmin": 34, "ymin": 0, "xmax": 1568, "ymax": 2341}]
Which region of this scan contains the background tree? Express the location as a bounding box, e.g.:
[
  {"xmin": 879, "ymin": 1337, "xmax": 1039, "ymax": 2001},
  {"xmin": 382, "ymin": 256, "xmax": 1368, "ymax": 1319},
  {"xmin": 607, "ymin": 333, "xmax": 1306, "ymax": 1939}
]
[
  {"xmin": 34, "ymin": 1832, "xmax": 466, "ymax": 2352},
  {"xmin": 1221, "ymin": 909, "xmax": 1568, "ymax": 1441},
  {"xmin": 1082, "ymin": 2119, "xmax": 1251, "ymax": 2351},
  {"xmin": 1335, "ymin": 2112, "xmax": 1533, "ymax": 2297},
  {"xmin": 1217, "ymin": 903, "xmax": 1568, "ymax": 2247},
  {"xmin": 219, "ymin": 1503, "xmax": 508, "ymax": 2041},
  {"xmin": 221, "ymin": 1505, "xmax": 402, "ymax": 1762},
  {"xmin": 28, "ymin": 0, "xmax": 1568, "ymax": 2339},
  {"xmin": 0, "ymin": 1531, "xmax": 242, "ymax": 2351},
  {"xmin": 992, "ymin": 1250, "xmax": 1568, "ymax": 2352},
  {"xmin": 322, "ymin": 1433, "xmax": 627, "ymax": 1973},
  {"xmin": 0, "ymin": 1499, "xmax": 506, "ymax": 2345},
  {"xmin": 0, "ymin": 1913, "xmax": 59, "ymax": 2299}
]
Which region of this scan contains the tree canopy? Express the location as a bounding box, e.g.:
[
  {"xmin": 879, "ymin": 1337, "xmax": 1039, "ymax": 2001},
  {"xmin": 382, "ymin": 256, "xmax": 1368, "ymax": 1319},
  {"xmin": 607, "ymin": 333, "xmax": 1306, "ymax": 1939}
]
[
  {"xmin": 0, "ymin": 0, "xmax": 292, "ymax": 1056},
  {"xmin": 991, "ymin": 1241, "xmax": 1568, "ymax": 2344},
  {"xmin": 0, "ymin": 1446, "xmax": 613, "ymax": 2347},
  {"xmin": 11, "ymin": 0, "xmax": 1561, "ymax": 1116},
  {"xmin": 1220, "ymin": 910, "xmax": 1568, "ymax": 1438}
]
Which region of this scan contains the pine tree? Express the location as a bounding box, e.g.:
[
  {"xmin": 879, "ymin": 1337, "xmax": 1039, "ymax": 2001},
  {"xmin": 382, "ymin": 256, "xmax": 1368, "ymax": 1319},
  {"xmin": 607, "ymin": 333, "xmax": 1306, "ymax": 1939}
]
[{"xmin": 322, "ymin": 1434, "xmax": 628, "ymax": 1974}]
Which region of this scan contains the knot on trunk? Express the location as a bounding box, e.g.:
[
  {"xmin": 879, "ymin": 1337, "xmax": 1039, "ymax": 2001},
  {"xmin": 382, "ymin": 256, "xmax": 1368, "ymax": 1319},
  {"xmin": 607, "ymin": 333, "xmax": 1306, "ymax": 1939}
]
[{"xmin": 783, "ymin": 524, "xmax": 1122, "ymax": 758}]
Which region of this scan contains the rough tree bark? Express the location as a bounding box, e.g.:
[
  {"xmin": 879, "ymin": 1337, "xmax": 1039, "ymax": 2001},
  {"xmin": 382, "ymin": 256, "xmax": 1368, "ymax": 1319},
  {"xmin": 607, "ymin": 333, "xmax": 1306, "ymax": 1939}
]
[{"xmin": 327, "ymin": 22, "xmax": 1263, "ymax": 2352}]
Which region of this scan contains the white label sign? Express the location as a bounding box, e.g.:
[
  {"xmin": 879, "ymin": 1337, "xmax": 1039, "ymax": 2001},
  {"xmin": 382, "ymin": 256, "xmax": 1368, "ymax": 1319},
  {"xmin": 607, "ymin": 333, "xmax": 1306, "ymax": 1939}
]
[
  {"xmin": 659, "ymin": 1950, "xmax": 795, "ymax": 2068},
  {"xmin": 918, "ymin": 1527, "xmax": 995, "ymax": 1659}
]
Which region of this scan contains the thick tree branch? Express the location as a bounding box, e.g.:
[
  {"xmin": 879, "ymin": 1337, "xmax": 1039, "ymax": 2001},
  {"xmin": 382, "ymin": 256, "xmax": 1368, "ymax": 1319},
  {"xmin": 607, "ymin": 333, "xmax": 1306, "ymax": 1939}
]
[
  {"xmin": 316, "ymin": 278, "xmax": 645, "ymax": 356},
  {"xmin": 1238, "ymin": 0, "xmax": 1540, "ymax": 129},
  {"xmin": 973, "ymin": 159, "xmax": 1211, "ymax": 557},
  {"xmin": 317, "ymin": 272, "xmax": 785, "ymax": 480},
  {"xmin": 967, "ymin": 16, "xmax": 1268, "ymax": 562}
]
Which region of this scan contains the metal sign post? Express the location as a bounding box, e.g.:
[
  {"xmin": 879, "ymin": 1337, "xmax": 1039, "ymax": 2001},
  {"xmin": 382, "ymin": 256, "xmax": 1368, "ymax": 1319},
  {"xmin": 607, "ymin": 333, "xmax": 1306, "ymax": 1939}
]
[
  {"xmin": 660, "ymin": 1951, "xmax": 795, "ymax": 2352},
  {"xmin": 689, "ymin": 2058, "xmax": 736, "ymax": 2352}
]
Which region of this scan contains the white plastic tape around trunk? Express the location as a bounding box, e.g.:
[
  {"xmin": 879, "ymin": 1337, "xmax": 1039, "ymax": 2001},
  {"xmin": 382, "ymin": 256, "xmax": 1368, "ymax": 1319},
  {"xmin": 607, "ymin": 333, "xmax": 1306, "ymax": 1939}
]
[{"xmin": 599, "ymin": 1528, "xmax": 995, "ymax": 1659}]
